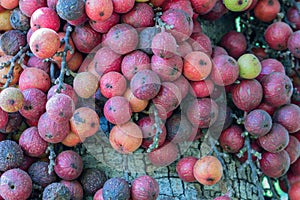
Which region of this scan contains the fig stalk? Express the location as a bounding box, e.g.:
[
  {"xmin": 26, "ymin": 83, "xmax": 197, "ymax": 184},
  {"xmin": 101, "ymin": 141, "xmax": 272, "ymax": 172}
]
[
  {"xmin": 147, "ymin": 105, "xmax": 163, "ymax": 153},
  {"xmin": 54, "ymin": 24, "xmax": 75, "ymax": 93},
  {"xmin": 46, "ymin": 143, "xmax": 56, "ymax": 175},
  {"xmin": 0, "ymin": 44, "xmax": 29, "ymax": 88}
]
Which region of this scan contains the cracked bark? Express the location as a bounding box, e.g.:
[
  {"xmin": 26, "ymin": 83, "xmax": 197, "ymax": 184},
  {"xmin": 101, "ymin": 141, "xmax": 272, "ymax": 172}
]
[{"xmin": 80, "ymin": 14, "xmax": 260, "ymax": 200}]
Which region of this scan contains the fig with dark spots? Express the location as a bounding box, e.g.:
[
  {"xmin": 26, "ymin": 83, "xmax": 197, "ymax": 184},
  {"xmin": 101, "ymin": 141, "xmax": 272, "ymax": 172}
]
[
  {"xmin": 47, "ymin": 84, "xmax": 78, "ymax": 105},
  {"xmin": 70, "ymin": 107, "xmax": 100, "ymax": 138},
  {"xmin": 151, "ymin": 31, "xmax": 178, "ymax": 59},
  {"xmin": 219, "ymin": 124, "xmax": 245, "ymax": 153},
  {"xmin": 0, "ymin": 87, "xmax": 24, "ymax": 113},
  {"xmin": 138, "ymin": 26, "xmax": 159, "ymax": 55},
  {"xmin": 80, "ymin": 168, "xmax": 107, "ymax": 195},
  {"xmin": 10, "ymin": 8, "xmax": 30, "ymax": 31},
  {"xmin": 90, "ymin": 12, "xmax": 120, "ymax": 34},
  {"xmin": 130, "ymin": 69, "xmax": 161, "ymax": 100},
  {"xmin": 274, "ymin": 104, "xmax": 300, "ymax": 133},
  {"xmin": 56, "ymin": 0, "xmax": 85, "ymax": 21},
  {"xmin": 19, "ymin": 0, "xmax": 47, "ymax": 17},
  {"xmin": 259, "ymin": 123, "xmax": 290, "ymax": 153},
  {"xmin": 28, "ymin": 161, "xmax": 57, "ymax": 187},
  {"xmin": 0, "ymin": 168, "xmax": 32, "ymax": 200},
  {"xmin": 0, "ymin": 30, "xmax": 26, "ymax": 56},
  {"xmin": 131, "ymin": 175, "xmax": 160, "ymax": 200},
  {"xmin": 244, "ymin": 109, "xmax": 272, "ymax": 137},
  {"xmin": 54, "ymin": 150, "xmax": 83, "ymax": 181},
  {"xmin": 190, "ymin": 32, "xmax": 213, "ymax": 56},
  {"xmin": 261, "ymin": 72, "xmax": 293, "ymax": 108},
  {"xmin": 19, "ymin": 127, "xmax": 48, "ymax": 157},
  {"xmin": 102, "ymin": 177, "xmax": 130, "ymax": 200},
  {"xmin": 259, "ymin": 150, "xmax": 290, "ymax": 178},
  {"xmin": 38, "ymin": 113, "xmax": 70, "ymax": 143},
  {"xmin": 42, "ymin": 182, "xmax": 71, "ymax": 200},
  {"xmin": 264, "ymin": 22, "xmax": 292, "ymax": 51},
  {"xmin": 100, "ymin": 71, "xmax": 127, "ymax": 98},
  {"xmin": 60, "ymin": 180, "xmax": 84, "ymax": 200},
  {"xmin": 0, "ymin": 140, "xmax": 24, "ymax": 171}
]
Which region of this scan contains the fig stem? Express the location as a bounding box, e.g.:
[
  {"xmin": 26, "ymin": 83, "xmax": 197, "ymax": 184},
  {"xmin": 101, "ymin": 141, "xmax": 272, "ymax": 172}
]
[
  {"xmin": 123, "ymin": 154, "xmax": 130, "ymax": 182},
  {"xmin": 54, "ymin": 24, "xmax": 74, "ymax": 93},
  {"xmin": 0, "ymin": 44, "xmax": 29, "ymax": 89},
  {"xmin": 146, "ymin": 104, "xmax": 163, "ymax": 153},
  {"xmin": 46, "ymin": 143, "xmax": 56, "ymax": 175}
]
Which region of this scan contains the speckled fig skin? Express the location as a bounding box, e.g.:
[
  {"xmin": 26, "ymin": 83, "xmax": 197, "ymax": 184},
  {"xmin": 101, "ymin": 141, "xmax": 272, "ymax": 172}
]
[
  {"xmin": 70, "ymin": 107, "xmax": 100, "ymax": 138},
  {"xmin": 261, "ymin": 72, "xmax": 293, "ymax": 108},
  {"xmin": 47, "ymin": 84, "xmax": 78, "ymax": 105},
  {"xmin": 27, "ymin": 55, "xmax": 50, "ymax": 73},
  {"xmin": 137, "ymin": 116, "xmax": 167, "ymax": 149},
  {"xmin": 19, "ymin": 67, "xmax": 51, "ymax": 93},
  {"xmin": 161, "ymin": 9, "xmax": 193, "ymax": 43},
  {"xmin": 19, "ymin": 127, "xmax": 47, "ymax": 157},
  {"xmin": 220, "ymin": 31, "xmax": 247, "ymax": 58},
  {"xmin": 89, "ymin": 12, "xmax": 120, "ymax": 33},
  {"xmin": 153, "ymin": 82, "xmax": 182, "ymax": 113},
  {"xmin": 285, "ymin": 136, "xmax": 300, "ymax": 164},
  {"xmin": 54, "ymin": 150, "xmax": 83, "ymax": 181},
  {"xmin": 130, "ymin": 69, "xmax": 161, "ymax": 100},
  {"xmin": 259, "ymin": 150, "xmax": 290, "ymax": 178},
  {"xmin": 100, "ymin": 72, "xmax": 127, "ymax": 98},
  {"xmin": 85, "ymin": 0, "xmax": 113, "ymax": 21},
  {"xmin": 148, "ymin": 142, "xmax": 179, "ymax": 167},
  {"xmin": 231, "ymin": 79, "xmax": 263, "ymax": 112},
  {"xmin": 288, "ymin": 30, "xmax": 300, "ymax": 58},
  {"xmin": 212, "ymin": 46, "xmax": 228, "ymax": 58},
  {"xmin": 71, "ymin": 23, "xmax": 102, "ymax": 54},
  {"xmin": 163, "ymin": 0, "xmax": 194, "ymax": 17},
  {"xmin": 121, "ymin": 50, "xmax": 151, "ymax": 81},
  {"xmin": 38, "ymin": 113, "xmax": 69, "ymax": 143},
  {"xmin": 28, "ymin": 161, "xmax": 57, "ymax": 187},
  {"xmin": 138, "ymin": 26, "xmax": 159, "ymax": 55},
  {"xmin": 0, "ymin": 169, "xmax": 32, "ymax": 200},
  {"xmin": 56, "ymin": 0, "xmax": 85, "ymax": 21},
  {"xmin": 151, "ymin": 31, "xmax": 178, "ymax": 59},
  {"xmin": 259, "ymin": 123, "xmax": 290, "ymax": 153},
  {"xmin": 256, "ymin": 58, "xmax": 285, "ymax": 81},
  {"xmin": 0, "ymin": 30, "xmax": 26, "ymax": 56},
  {"xmin": 211, "ymin": 55, "xmax": 239, "ymax": 86},
  {"xmin": 103, "ymin": 96, "xmax": 132, "ymax": 125},
  {"xmin": 151, "ymin": 55, "xmax": 183, "ymax": 82},
  {"xmin": 0, "ymin": 87, "xmax": 24, "ymax": 113},
  {"xmin": 0, "ymin": 140, "xmax": 24, "ymax": 171},
  {"xmin": 109, "ymin": 121, "xmax": 143, "ymax": 154},
  {"xmin": 177, "ymin": 41, "xmax": 193, "ymax": 57},
  {"xmin": 73, "ymin": 72, "xmax": 99, "ymax": 99},
  {"xmin": 0, "ymin": 112, "xmax": 23, "ymax": 134},
  {"xmin": 53, "ymin": 32, "xmax": 76, "ymax": 64},
  {"xmin": 30, "ymin": 7, "xmax": 60, "ymax": 31},
  {"xmin": 80, "ymin": 168, "xmax": 107, "ymax": 195},
  {"xmin": 166, "ymin": 114, "xmax": 193, "ymax": 144},
  {"xmin": 244, "ymin": 109, "xmax": 273, "ymax": 137},
  {"xmin": 186, "ymin": 98, "xmax": 219, "ymax": 128},
  {"xmin": 68, "ymin": 12, "xmax": 88, "ymax": 26},
  {"xmin": 94, "ymin": 46, "xmax": 123, "ymax": 75},
  {"xmin": 106, "ymin": 23, "xmax": 138, "ymax": 55},
  {"xmin": 19, "ymin": 0, "xmax": 47, "ymax": 17},
  {"xmin": 60, "ymin": 180, "xmax": 84, "ymax": 200},
  {"xmin": 112, "ymin": 0, "xmax": 135, "ymax": 14},
  {"xmin": 46, "ymin": 94, "xmax": 75, "ymax": 123},
  {"xmin": 176, "ymin": 156, "xmax": 198, "ymax": 182},
  {"xmin": 0, "ymin": 108, "xmax": 8, "ymax": 129},
  {"xmin": 190, "ymin": 78, "xmax": 214, "ymax": 98},
  {"xmin": 264, "ymin": 22, "xmax": 292, "ymax": 51},
  {"xmin": 121, "ymin": 3, "xmax": 155, "ymax": 28},
  {"xmin": 172, "ymin": 75, "xmax": 190, "ymax": 99},
  {"xmin": 42, "ymin": 182, "xmax": 71, "ymax": 200},
  {"xmin": 219, "ymin": 125, "xmax": 245, "ymax": 153},
  {"xmin": 190, "ymin": 0, "xmax": 217, "ymax": 14},
  {"xmin": 274, "ymin": 104, "xmax": 300, "ymax": 133},
  {"xmin": 19, "ymin": 88, "xmax": 46, "ymax": 120},
  {"xmin": 190, "ymin": 32, "xmax": 213, "ymax": 56},
  {"xmin": 102, "ymin": 177, "xmax": 130, "ymax": 200},
  {"xmin": 131, "ymin": 175, "xmax": 159, "ymax": 200}
]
